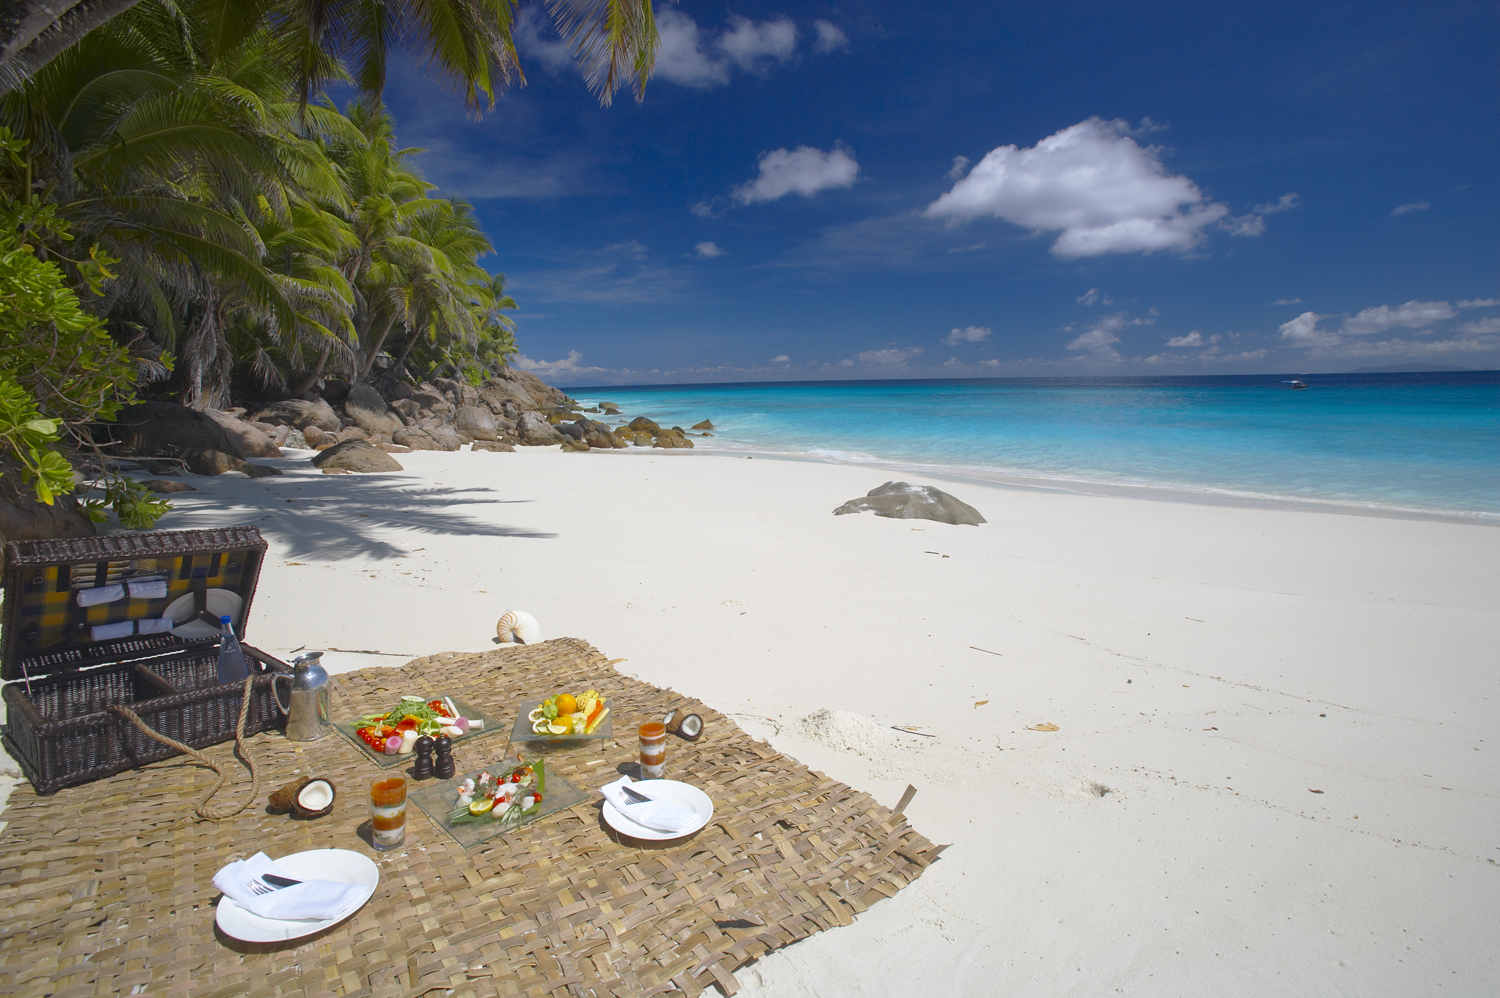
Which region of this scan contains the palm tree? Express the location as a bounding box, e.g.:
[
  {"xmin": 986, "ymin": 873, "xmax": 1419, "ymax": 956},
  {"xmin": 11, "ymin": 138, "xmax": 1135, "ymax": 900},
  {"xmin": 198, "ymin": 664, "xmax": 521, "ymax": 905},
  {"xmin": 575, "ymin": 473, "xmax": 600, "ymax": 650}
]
[{"xmin": 3, "ymin": 1, "xmax": 661, "ymax": 110}]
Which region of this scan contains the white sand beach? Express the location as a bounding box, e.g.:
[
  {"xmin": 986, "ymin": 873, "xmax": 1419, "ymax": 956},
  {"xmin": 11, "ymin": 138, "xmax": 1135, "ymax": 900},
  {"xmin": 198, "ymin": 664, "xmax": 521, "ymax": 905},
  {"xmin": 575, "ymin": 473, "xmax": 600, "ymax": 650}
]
[{"xmin": 27, "ymin": 445, "xmax": 1500, "ymax": 995}]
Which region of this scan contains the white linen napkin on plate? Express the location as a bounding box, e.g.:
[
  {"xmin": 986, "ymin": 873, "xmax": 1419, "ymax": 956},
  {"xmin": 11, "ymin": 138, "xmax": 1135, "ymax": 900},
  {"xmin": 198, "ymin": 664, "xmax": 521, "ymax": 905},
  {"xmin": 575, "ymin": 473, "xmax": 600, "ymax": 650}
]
[
  {"xmin": 213, "ymin": 852, "xmax": 368, "ymax": 921},
  {"xmin": 599, "ymin": 776, "xmax": 700, "ymax": 834}
]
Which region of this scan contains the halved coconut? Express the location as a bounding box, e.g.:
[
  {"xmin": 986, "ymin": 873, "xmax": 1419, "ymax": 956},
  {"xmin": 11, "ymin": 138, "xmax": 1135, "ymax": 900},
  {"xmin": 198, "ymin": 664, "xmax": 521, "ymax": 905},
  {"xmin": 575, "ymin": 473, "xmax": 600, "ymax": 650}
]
[
  {"xmin": 292, "ymin": 778, "xmax": 336, "ymax": 819},
  {"xmin": 664, "ymin": 709, "xmax": 704, "ymax": 741}
]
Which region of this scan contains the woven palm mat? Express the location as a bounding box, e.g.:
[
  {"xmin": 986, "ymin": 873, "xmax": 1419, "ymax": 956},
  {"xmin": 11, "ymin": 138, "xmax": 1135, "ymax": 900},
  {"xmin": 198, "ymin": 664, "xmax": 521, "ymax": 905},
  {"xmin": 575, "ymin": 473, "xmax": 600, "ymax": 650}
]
[{"xmin": 0, "ymin": 638, "xmax": 943, "ymax": 998}]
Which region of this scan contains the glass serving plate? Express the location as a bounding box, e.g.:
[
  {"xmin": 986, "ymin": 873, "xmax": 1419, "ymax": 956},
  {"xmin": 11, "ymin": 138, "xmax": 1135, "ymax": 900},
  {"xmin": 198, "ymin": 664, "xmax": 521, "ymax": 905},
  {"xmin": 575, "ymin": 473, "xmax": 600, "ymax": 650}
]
[
  {"xmin": 407, "ymin": 764, "xmax": 590, "ymax": 848},
  {"xmin": 335, "ymin": 694, "xmax": 501, "ymax": 768},
  {"xmin": 508, "ymin": 699, "xmax": 613, "ymax": 744}
]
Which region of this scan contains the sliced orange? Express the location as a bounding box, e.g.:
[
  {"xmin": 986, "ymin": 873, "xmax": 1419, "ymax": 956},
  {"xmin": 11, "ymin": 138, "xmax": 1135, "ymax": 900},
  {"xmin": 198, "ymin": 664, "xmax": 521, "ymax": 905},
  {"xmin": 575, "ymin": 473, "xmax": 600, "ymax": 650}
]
[{"xmin": 556, "ymin": 693, "xmax": 578, "ymax": 715}]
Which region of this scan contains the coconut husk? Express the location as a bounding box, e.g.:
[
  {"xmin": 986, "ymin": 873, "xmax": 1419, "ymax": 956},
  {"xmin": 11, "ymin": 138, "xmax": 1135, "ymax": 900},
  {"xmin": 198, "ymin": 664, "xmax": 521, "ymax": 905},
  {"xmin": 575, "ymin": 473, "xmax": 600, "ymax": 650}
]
[{"xmin": 267, "ymin": 776, "xmax": 311, "ymax": 813}]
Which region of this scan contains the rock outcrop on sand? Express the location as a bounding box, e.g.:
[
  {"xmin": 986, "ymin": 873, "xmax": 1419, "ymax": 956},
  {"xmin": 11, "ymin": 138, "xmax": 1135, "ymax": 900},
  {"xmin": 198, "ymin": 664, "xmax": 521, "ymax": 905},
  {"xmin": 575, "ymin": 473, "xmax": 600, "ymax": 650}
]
[
  {"xmin": 103, "ymin": 402, "xmax": 283, "ymax": 477},
  {"xmin": 833, "ymin": 481, "xmax": 986, "ymax": 526},
  {"xmin": 311, "ymin": 440, "xmax": 404, "ymax": 473},
  {"xmin": 92, "ymin": 363, "xmax": 713, "ymax": 493}
]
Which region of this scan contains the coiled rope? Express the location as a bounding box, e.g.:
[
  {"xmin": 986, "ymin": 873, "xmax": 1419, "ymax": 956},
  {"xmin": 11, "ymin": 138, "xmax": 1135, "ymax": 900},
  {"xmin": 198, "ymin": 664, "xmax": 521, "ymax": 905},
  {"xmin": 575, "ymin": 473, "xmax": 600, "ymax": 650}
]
[{"xmin": 109, "ymin": 672, "xmax": 261, "ymax": 821}]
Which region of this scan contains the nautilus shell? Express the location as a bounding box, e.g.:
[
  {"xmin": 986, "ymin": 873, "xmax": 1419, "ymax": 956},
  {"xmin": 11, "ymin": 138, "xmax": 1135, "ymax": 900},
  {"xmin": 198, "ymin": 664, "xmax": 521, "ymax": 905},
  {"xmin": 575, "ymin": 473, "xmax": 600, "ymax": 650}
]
[{"xmin": 496, "ymin": 610, "xmax": 541, "ymax": 645}]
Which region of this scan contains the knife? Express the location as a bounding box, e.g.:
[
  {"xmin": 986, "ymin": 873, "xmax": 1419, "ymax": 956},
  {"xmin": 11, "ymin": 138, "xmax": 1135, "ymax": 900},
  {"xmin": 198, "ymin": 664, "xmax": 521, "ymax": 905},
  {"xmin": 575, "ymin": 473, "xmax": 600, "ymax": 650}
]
[
  {"xmin": 620, "ymin": 784, "xmax": 653, "ymax": 805},
  {"xmin": 262, "ymin": 874, "xmax": 303, "ymax": 888}
]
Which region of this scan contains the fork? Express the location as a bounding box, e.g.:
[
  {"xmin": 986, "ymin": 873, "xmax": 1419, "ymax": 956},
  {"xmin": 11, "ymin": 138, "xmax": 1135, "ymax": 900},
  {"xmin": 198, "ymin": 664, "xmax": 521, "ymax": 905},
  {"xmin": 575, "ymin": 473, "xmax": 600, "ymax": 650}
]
[{"xmin": 247, "ymin": 874, "xmax": 302, "ymax": 895}]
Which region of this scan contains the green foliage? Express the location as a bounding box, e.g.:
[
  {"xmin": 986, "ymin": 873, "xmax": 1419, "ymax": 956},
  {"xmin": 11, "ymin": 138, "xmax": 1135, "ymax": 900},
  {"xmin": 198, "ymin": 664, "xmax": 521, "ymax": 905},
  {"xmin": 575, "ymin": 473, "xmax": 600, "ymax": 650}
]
[
  {"xmin": 0, "ymin": 376, "xmax": 74, "ymax": 505},
  {"xmin": 0, "ymin": 135, "xmax": 169, "ymax": 528},
  {"xmin": 81, "ymin": 478, "xmax": 173, "ymax": 530}
]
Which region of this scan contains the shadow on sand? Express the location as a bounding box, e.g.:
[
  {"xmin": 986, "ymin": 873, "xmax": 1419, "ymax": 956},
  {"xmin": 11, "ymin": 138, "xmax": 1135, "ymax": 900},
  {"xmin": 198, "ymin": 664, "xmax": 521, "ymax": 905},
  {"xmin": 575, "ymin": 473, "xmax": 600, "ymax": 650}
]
[{"xmin": 158, "ymin": 466, "xmax": 557, "ymax": 560}]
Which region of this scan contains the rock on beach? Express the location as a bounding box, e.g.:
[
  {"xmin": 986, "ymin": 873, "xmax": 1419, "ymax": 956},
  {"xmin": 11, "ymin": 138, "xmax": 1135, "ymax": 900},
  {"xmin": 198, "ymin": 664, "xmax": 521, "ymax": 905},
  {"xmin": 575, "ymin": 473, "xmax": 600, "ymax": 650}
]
[{"xmin": 834, "ymin": 481, "xmax": 987, "ymax": 526}]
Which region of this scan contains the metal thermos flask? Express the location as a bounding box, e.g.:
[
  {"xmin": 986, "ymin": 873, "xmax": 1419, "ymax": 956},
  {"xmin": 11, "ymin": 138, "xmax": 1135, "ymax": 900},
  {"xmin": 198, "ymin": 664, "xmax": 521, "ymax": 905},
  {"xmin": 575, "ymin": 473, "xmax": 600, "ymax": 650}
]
[{"xmin": 273, "ymin": 652, "xmax": 333, "ymax": 741}]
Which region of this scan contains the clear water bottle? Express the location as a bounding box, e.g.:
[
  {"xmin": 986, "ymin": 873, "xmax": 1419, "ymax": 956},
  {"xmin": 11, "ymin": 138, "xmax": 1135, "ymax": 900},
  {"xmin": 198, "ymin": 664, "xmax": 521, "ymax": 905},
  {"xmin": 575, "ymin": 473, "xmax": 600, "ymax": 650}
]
[{"xmin": 216, "ymin": 615, "xmax": 250, "ymax": 683}]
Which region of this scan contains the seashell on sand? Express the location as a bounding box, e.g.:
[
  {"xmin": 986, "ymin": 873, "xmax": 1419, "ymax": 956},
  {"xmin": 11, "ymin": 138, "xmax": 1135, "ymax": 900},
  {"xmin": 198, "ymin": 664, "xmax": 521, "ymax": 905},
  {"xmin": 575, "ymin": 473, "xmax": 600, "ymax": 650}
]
[{"xmin": 496, "ymin": 609, "xmax": 541, "ymax": 645}]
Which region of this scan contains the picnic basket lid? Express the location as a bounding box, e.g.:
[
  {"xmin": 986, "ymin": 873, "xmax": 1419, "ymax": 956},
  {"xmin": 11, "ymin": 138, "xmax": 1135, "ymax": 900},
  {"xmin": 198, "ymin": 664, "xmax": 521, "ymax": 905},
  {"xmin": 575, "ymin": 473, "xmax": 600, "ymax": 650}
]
[{"xmin": 1, "ymin": 526, "xmax": 268, "ymax": 681}]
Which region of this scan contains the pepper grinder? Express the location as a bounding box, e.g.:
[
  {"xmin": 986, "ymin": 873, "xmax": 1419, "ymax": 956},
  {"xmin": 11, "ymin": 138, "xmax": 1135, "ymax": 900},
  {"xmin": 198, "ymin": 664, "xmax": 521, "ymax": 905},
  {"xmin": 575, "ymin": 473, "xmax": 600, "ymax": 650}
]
[
  {"xmin": 434, "ymin": 734, "xmax": 455, "ymax": 780},
  {"xmin": 411, "ymin": 735, "xmax": 435, "ymax": 780}
]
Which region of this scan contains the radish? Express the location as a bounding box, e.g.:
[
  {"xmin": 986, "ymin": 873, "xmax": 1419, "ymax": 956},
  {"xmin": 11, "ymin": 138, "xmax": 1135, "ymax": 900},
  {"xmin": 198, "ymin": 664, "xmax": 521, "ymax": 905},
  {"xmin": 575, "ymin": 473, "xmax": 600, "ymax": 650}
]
[{"xmin": 384, "ymin": 734, "xmax": 402, "ymax": 755}]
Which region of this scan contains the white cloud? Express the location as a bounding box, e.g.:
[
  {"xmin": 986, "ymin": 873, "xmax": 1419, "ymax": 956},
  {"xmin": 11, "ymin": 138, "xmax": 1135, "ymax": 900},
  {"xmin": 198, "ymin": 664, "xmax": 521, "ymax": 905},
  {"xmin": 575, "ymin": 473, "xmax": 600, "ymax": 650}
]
[
  {"xmin": 1223, "ymin": 193, "xmax": 1299, "ymax": 237},
  {"xmin": 653, "ymin": 9, "xmax": 731, "ymax": 87},
  {"xmin": 1390, "ymin": 200, "xmax": 1430, "ymax": 216},
  {"xmin": 1271, "ymin": 297, "xmax": 1303, "ymax": 305},
  {"xmin": 514, "ymin": 7, "xmax": 575, "ymax": 72},
  {"xmin": 1278, "ymin": 300, "xmax": 1490, "ymax": 359},
  {"xmin": 603, "ymin": 239, "xmax": 649, "ymax": 260},
  {"xmin": 858, "ymin": 347, "xmax": 924, "ymax": 366},
  {"xmin": 944, "ymin": 325, "xmax": 992, "ymax": 345},
  {"xmin": 1068, "ymin": 328, "xmax": 1121, "ymax": 353},
  {"xmin": 694, "ymin": 241, "xmax": 725, "ymax": 258},
  {"xmin": 924, "ymin": 117, "xmax": 1229, "ymax": 258},
  {"xmin": 771, "ymin": 354, "xmax": 790, "ymax": 363},
  {"xmin": 1167, "ymin": 331, "xmax": 1204, "ymax": 347},
  {"xmin": 718, "ymin": 16, "xmax": 797, "ymax": 71},
  {"xmin": 1458, "ymin": 298, "xmax": 1499, "ymax": 308},
  {"xmin": 1076, "ymin": 288, "xmax": 1112, "ymax": 306},
  {"xmin": 1342, "ymin": 300, "xmax": 1455, "ymax": 336},
  {"xmin": 1066, "ymin": 314, "xmax": 1128, "ymax": 357},
  {"xmin": 1279, "ymin": 311, "xmax": 1339, "ymax": 347},
  {"xmin": 812, "ymin": 20, "xmax": 849, "ymax": 53},
  {"xmin": 945, "ymin": 155, "xmax": 970, "ymax": 181},
  {"xmin": 732, "ymin": 145, "xmax": 860, "ymax": 204},
  {"xmin": 513, "ymin": 350, "xmax": 607, "ymax": 377},
  {"xmin": 838, "ymin": 358, "xmax": 855, "ymax": 366}
]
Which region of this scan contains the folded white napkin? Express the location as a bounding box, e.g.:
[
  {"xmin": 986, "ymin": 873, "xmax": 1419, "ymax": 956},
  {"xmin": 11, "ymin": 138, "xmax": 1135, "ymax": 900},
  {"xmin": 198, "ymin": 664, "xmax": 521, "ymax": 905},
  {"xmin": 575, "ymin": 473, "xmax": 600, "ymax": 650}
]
[
  {"xmin": 77, "ymin": 584, "xmax": 124, "ymax": 607},
  {"xmin": 599, "ymin": 776, "xmax": 700, "ymax": 834},
  {"xmin": 213, "ymin": 852, "xmax": 368, "ymax": 921},
  {"xmin": 127, "ymin": 578, "xmax": 168, "ymax": 600},
  {"xmin": 137, "ymin": 617, "xmax": 174, "ymax": 635},
  {"xmin": 90, "ymin": 621, "xmax": 134, "ymax": 642}
]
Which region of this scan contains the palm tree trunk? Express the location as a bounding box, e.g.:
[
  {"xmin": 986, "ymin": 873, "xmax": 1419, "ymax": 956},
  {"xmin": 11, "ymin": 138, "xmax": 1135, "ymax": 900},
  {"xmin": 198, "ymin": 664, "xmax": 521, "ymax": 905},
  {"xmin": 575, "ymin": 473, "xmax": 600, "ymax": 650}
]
[
  {"xmin": 390, "ymin": 328, "xmax": 422, "ymax": 380},
  {"xmin": 0, "ymin": 0, "xmax": 146, "ymax": 96},
  {"xmin": 289, "ymin": 340, "xmax": 333, "ymax": 397},
  {"xmin": 356, "ymin": 312, "xmax": 398, "ymax": 381}
]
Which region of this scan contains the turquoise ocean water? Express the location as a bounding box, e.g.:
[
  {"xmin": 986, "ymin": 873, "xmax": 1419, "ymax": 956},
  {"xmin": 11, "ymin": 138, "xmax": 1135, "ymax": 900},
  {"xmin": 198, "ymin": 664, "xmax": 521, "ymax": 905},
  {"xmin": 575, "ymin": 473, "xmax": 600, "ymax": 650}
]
[{"xmin": 575, "ymin": 373, "xmax": 1500, "ymax": 521}]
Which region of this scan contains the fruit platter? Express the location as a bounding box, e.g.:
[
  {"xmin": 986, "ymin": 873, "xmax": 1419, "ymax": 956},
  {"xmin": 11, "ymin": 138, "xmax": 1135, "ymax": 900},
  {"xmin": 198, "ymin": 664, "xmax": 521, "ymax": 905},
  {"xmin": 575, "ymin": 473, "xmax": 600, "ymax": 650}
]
[
  {"xmin": 335, "ymin": 694, "xmax": 500, "ymax": 767},
  {"xmin": 406, "ymin": 753, "xmax": 589, "ymax": 849},
  {"xmin": 509, "ymin": 689, "xmax": 612, "ymax": 742}
]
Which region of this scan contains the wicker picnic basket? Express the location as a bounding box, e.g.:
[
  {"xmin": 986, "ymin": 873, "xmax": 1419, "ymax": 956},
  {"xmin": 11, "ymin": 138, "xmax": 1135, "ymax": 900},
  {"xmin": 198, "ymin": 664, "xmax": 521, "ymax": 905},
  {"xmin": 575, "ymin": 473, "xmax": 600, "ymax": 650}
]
[{"xmin": 1, "ymin": 527, "xmax": 289, "ymax": 795}]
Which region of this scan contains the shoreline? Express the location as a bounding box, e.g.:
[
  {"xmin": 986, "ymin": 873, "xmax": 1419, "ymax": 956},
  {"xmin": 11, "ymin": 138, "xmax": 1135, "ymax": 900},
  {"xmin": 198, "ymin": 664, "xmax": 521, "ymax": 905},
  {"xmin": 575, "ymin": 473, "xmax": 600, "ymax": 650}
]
[
  {"xmin": 3, "ymin": 443, "xmax": 1496, "ymax": 995},
  {"xmin": 545, "ymin": 439, "xmax": 1500, "ymax": 527}
]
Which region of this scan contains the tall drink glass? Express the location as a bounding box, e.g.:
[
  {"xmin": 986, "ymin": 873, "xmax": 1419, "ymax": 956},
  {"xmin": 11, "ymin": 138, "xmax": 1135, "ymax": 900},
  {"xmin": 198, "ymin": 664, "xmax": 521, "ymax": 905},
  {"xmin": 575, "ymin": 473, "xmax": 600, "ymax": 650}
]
[
  {"xmin": 370, "ymin": 774, "xmax": 407, "ymax": 850},
  {"xmin": 638, "ymin": 722, "xmax": 667, "ymax": 779}
]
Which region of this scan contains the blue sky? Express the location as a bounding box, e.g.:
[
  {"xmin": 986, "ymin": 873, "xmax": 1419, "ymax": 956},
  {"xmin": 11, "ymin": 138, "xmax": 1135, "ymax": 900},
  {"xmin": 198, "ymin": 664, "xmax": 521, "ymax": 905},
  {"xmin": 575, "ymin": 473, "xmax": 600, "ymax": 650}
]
[{"xmin": 379, "ymin": 1, "xmax": 1498, "ymax": 386}]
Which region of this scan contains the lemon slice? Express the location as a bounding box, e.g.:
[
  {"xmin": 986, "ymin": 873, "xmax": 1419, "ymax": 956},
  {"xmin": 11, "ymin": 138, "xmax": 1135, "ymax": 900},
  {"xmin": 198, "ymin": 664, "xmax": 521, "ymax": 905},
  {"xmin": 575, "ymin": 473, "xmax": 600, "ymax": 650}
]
[
  {"xmin": 546, "ymin": 721, "xmax": 569, "ymax": 735},
  {"xmin": 468, "ymin": 796, "xmax": 495, "ymax": 815}
]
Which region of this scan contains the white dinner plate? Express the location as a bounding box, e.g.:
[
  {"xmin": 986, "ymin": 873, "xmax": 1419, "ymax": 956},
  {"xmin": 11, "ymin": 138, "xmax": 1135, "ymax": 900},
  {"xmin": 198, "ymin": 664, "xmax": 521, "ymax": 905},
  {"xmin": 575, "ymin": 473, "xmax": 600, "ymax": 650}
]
[
  {"xmin": 601, "ymin": 779, "xmax": 713, "ymax": 841},
  {"xmin": 214, "ymin": 848, "xmax": 378, "ymax": 943},
  {"xmin": 165, "ymin": 588, "xmax": 244, "ymax": 638}
]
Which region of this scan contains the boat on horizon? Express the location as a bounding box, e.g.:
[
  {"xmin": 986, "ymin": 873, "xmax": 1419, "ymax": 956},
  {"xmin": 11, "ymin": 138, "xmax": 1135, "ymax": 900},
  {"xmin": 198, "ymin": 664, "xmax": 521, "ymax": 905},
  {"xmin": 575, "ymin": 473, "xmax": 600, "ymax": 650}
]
[{"xmin": 1282, "ymin": 379, "xmax": 1310, "ymax": 390}]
